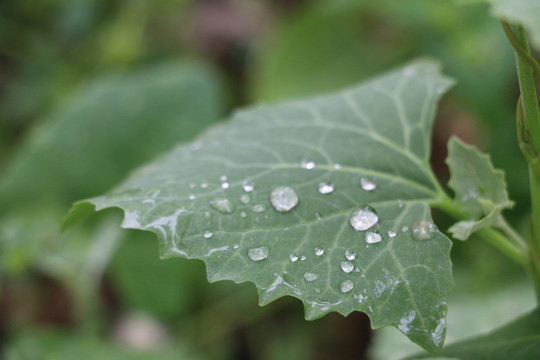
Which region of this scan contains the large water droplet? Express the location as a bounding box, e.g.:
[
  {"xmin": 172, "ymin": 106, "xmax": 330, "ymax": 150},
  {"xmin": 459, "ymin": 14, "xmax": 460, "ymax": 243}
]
[
  {"xmin": 340, "ymin": 280, "xmax": 354, "ymax": 293},
  {"xmin": 315, "ymin": 248, "xmax": 324, "ymax": 256},
  {"xmin": 304, "ymin": 272, "xmax": 319, "ymax": 282},
  {"xmin": 341, "ymin": 261, "xmax": 354, "ymax": 274},
  {"xmin": 366, "ymin": 230, "xmax": 382, "ymax": 244},
  {"xmin": 349, "ymin": 206, "xmax": 378, "ymax": 231},
  {"xmin": 240, "ymin": 194, "xmax": 250, "ymax": 204},
  {"xmin": 251, "ymin": 204, "xmax": 266, "ymax": 213},
  {"xmin": 318, "ymin": 182, "xmax": 334, "ymax": 194},
  {"xmin": 412, "ymin": 221, "xmax": 436, "ymax": 240},
  {"xmin": 242, "ymin": 180, "xmax": 254, "ymax": 192},
  {"xmin": 203, "ymin": 231, "xmax": 213, "ymax": 239},
  {"xmin": 301, "ymin": 159, "xmax": 315, "ymax": 169},
  {"xmin": 360, "ymin": 178, "xmax": 376, "ymax": 191},
  {"xmin": 270, "ymin": 186, "xmax": 299, "ymax": 212},
  {"xmin": 345, "ymin": 249, "xmax": 356, "ymax": 261},
  {"xmin": 248, "ymin": 247, "xmax": 269, "ymax": 261},
  {"xmin": 210, "ymin": 198, "xmax": 234, "ymax": 213},
  {"xmin": 289, "ymin": 254, "xmax": 299, "ymax": 262}
]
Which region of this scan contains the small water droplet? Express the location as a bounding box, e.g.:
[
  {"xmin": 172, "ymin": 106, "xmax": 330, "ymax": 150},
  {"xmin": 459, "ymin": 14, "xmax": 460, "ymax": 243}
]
[
  {"xmin": 270, "ymin": 186, "xmax": 299, "ymax": 212},
  {"xmin": 289, "ymin": 254, "xmax": 298, "ymax": 262},
  {"xmin": 201, "ymin": 182, "xmax": 209, "ymax": 189},
  {"xmin": 349, "ymin": 206, "xmax": 378, "ymax": 231},
  {"xmin": 203, "ymin": 231, "xmax": 213, "ymax": 239},
  {"xmin": 221, "ymin": 182, "xmax": 229, "ymax": 189},
  {"xmin": 220, "ymin": 175, "xmax": 227, "ymax": 182},
  {"xmin": 360, "ymin": 177, "xmax": 376, "ymax": 191},
  {"xmin": 304, "ymin": 272, "xmax": 319, "ymax": 282},
  {"xmin": 300, "ymin": 255, "xmax": 306, "ymax": 261},
  {"xmin": 341, "ymin": 261, "xmax": 354, "ymax": 273},
  {"xmin": 240, "ymin": 211, "xmax": 247, "ymax": 218},
  {"xmin": 242, "ymin": 180, "xmax": 254, "ymax": 192},
  {"xmin": 248, "ymin": 247, "xmax": 269, "ymax": 261},
  {"xmin": 251, "ymin": 204, "xmax": 266, "ymax": 213},
  {"xmin": 412, "ymin": 221, "xmax": 435, "ymax": 240},
  {"xmin": 315, "ymin": 212, "xmax": 322, "ymax": 220},
  {"xmin": 301, "ymin": 159, "xmax": 315, "ymax": 169},
  {"xmin": 189, "ymin": 194, "xmax": 196, "ymax": 200},
  {"xmin": 315, "ymin": 248, "xmax": 324, "ymax": 256},
  {"xmin": 388, "ymin": 231, "xmax": 397, "ymax": 238},
  {"xmin": 189, "ymin": 183, "xmax": 196, "ymax": 189},
  {"xmin": 210, "ymin": 198, "xmax": 234, "ymax": 213},
  {"xmin": 340, "ymin": 280, "xmax": 354, "ymax": 293},
  {"xmin": 402, "ymin": 226, "xmax": 409, "ymax": 232},
  {"xmin": 366, "ymin": 230, "xmax": 382, "ymax": 244},
  {"xmin": 233, "ymin": 244, "xmax": 240, "ymax": 249},
  {"xmin": 355, "ymin": 267, "xmax": 361, "ymax": 272},
  {"xmin": 334, "ymin": 163, "xmax": 341, "ymax": 169},
  {"xmin": 318, "ymin": 182, "xmax": 334, "ymax": 194},
  {"xmin": 398, "ymin": 200, "xmax": 404, "ymax": 208},
  {"xmin": 240, "ymin": 194, "xmax": 250, "ymax": 204},
  {"xmin": 345, "ymin": 249, "xmax": 356, "ymax": 260}
]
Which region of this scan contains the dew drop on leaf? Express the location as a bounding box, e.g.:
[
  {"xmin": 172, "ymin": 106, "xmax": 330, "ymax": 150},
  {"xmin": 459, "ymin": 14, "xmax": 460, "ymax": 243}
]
[
  {"xmin": 315, "ymin": 212, "xmax": 322, "ymax": 221},
  {"xmin": 349, "ymin": 206, "xmax": 378, "ymax": 231},
  {"xmin": 333, "ymin": 163, "xmax": 341, "ymax": 169},
  {"xmin": 240, "ymin": 211, "xmax": 247, "ymax": 218},
  {"xmin": 301, "ymin": 159, "xmax": 315, "ymax": 169},
  {"xmin": 220, "ymin": 175, "xmax": 227, "ymax": 182},
  {"xmin": 289, "ymin": 254, "xmax": 299, "ymax": 262},
  {"xmin": 402, "ymin": 226, "xmax": 409, "ymax": 232},
  {"xmin": 189, "ymin": 194, "xmax": 196, "ymax": 200},
  {"xmin": 209, "ymin": 198, "xmax": 234, "ymax": 213},
  {"xmin": 412, "ymin": 221, "xmax": 436, "ymax": 240},
  {"xmin": 251, "ymin": 204, "xmax": 266, "ymax": 213},
  {"xmin": 240, "ymin": 194, "xmax": 250, "ymax": 204},
  {"xmin": 341, "ymin": 261, "xmax": 354, "ymax": 274},
  {"xmin": 304, "ymin": 272, "xmax": 319, "ymax": 282},
  {"xmin": 270, "ymin": 186, "xmax": 299, "ymax": 212},
  {"xmin": 360, "ymin": 177, "xmax": 377, "ymax": 191},
  {"xmin": 315, "ymin": 248, "xmax": 324, "ymax": 256},
  {"xmin": 203, "ymin": 231, "xmax": 213, "ymax": 239},
  {"xmin": 201, "ymin": 182, "xmax": 209, "ymax": 189},
  {"xmin": 388, "ymin": 230, "xmax": 397, "ymax": 238},
  {"xmin": 300, "ymin": 255, "xmax": 306, "ymax": 261},
  {"xmin": 233, "ymin": 244, "xmax": 240, "ymax": 249},
  {"xmin": 248, "ymin": 247, "xmax": 269, "ymax": 262},
  {"xmin": 221, "ymin": 182, "xmax": 229, "ymax": 189},
  {"xmin": 242, "ymin": 180, "xmax": 254, "ymax": 192},
  {"xmin": 318, "ymin": 182, "xmax": 334, "ymax": 194},
  {"xmin": 366, "ymin": 230, "xmax": 382, "ymax": 244},
  {"xmin": 345, "ymin": 249, "xmax": 356, "ymax": 261},
  {"xmin": 340, "ymin": 280, "xmax": 354, "ymax": 293}
]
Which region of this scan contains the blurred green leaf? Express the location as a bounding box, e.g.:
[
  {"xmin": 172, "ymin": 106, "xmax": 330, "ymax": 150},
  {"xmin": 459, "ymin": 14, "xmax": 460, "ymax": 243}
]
[
  {"xmin": 446, "ymin": 137, "xmax": 513, "ymax": 240},
  {"xmin": 70, "ymin": 60, "xmax": 454, "ymax": 353},
  {"xmin": 0, "ymin": 61, "xmax": 224, "ymax": 208}
]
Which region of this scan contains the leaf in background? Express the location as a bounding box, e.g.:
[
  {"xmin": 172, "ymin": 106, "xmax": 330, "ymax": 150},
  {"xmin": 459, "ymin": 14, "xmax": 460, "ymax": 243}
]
[
  {"xmin": 483, "ymin": 0, "xmax": 540, "ymax": 49},
  {"xmin": 68, "ymin": 60, "xmax": 454, "ymax": 353},
  {"xmin": 0, "ymin": 61, "xmax": 224, "ymax": 209},
  {"xmin": 446, "ymin": 137, "xmax": 513, "ymax": 240},
  {"xmin": 407, "ymin": 308, "xmax": 540, "ymax": 360}
]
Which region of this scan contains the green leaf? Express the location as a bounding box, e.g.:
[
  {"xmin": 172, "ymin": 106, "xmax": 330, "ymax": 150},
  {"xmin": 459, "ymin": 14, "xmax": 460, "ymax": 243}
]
[
  {"xmin": 446, "ymin": 137, "xmax": 513, "ymax": 240},
  {"xmin": 0, "ymin": 61, "xmax": 224, "ymax": 208},
  {"xmin": 69, "ymin": 60, "xmax": 454, "ymax": 353},
  {"xmin": 407, "ymin": 308, "xmax": 540, "ymax": 360},
  {"xmin": 483, "ymin": 0, "xmax": 540, "ymax": 50}
]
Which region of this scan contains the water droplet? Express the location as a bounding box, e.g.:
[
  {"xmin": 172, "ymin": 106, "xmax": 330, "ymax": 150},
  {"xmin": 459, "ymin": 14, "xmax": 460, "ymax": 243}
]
[
  {"xmin": 388, "ymin": 231, "xmax": 397, "ymax": 238},
  {"xmin": 210, "ymin": 198, "xmax": 234, "ymax": 214},
  {"xmin": 233, "ymin": 244, "xmax": 240, "ymax": 249},
  {"xmin": 248, "ymin": 247, "xmax": 269, "ymax": 261},
  {"xmin": 301, "ymin": 159, "xmax": 315, "ymax": 169},
  {"xmin": 270, "ymin": 186, "xmax": 299, "ymax": 212},
  {"xmin": 366, "ymin": 230, "xmax": 382, "ymax": 244},
  {"xmin": 300, "ymin": 255, "xmax": 307, "ymax": 261},
  {"xmin": 318, "ymin": 182, "xmax": 334, "ymax": 194},
  {"xmin": 203, "ymin": 231, "xmax": 213, "ymax": 239},
  {"xmin": 412, "ymin": 221, "xmax": 436, "ymax": 240},
  {"xmin": 360, "ymin": 177, "xmax": 376, "ymax": 191},
  {"xmin": 251, "ymin": 204, "xmax": 266, "ymax": 213},
  {"xmin": 340, "ymin": 280, "xmax": 354, "ymax": 293},
  {"xmin": 402, "ymin": 226, "xmax": 409, "ymax": 232},
  {"xmin": 201, "ymin": 182, "xmax": 209, "ymax": 189},
  {"xmin": 355, "ymin": 267, "xmax": 361, "ymax": 272},
  {"xmin": 398, "ymin": 200, "xmax": 404, "ymax": 208},
  {"xmin": 240, "ymin": 211, "xmax": 247, "ymax": 218},
  {"xmin": 334, "ymin": 163, "xmax": 341, "ymax": 169},
  {"xmin": 189, "ymin": 194, "xmax": 196, "ymax": 200},
  {"xmin": 349, "ymin": 206, "xmax": 378, "ymax": 231},
  {"xmin": 189, "ymin": 183, "xmax": 196, "ymax": 189},
  {"xmin": 289, "ymin": 254, "xmax": 299, "ymax": 262},
  {"xmin": 304, "ymin": 272, "xmax": 319, "ymax": 282},
  {"xmin": 242, "ymin": 180, "xmax": 254, "ymax": 192},
  {"xmin": 315, "ymin": 248, "xmax": 324, "ymax": 256},
  {"xmin": 240, "ymin": 194, "xmax": 250, "ymax": 204},
  {"xmin": 315, "ymin": 212, "xmax": 322, "ymax": 221},
  {"xmin": 221, "ymin": 182, "xmax": 229, "ymax": 189},
  {"xmin": 341, "ymin": 261, "xmax": 354, "ymax": 273},
  {"xmin": 345, "ymin": 249, "xmax": 356, "ymax": 260},
  {"xmin": 220, "ymin": 175, "xmax": 227, "ymax": 182}
]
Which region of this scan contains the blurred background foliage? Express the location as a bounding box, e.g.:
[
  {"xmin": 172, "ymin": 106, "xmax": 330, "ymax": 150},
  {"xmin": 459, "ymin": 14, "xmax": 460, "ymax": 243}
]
[{"xmin": 0, "ymin": 0, "xmax": 536, "ymax": 359}]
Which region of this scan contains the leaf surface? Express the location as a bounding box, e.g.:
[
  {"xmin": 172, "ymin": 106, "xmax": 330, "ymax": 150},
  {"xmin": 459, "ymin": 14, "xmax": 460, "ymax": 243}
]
[
  {"xmin": 408, "ymin": 308, "xmax": 540, "ymax": 360},
  {"xmin": 70, "ymin": 60, "xmax": 454, "ymax": 353},
  {"xmin": 446, "ymin": 137, "xmax": 513, "ymax": 240}
]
